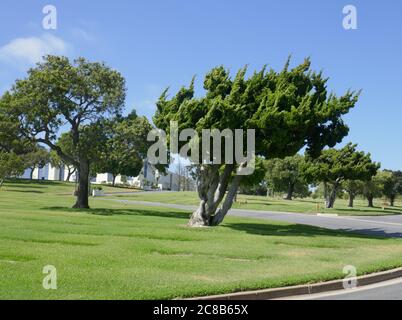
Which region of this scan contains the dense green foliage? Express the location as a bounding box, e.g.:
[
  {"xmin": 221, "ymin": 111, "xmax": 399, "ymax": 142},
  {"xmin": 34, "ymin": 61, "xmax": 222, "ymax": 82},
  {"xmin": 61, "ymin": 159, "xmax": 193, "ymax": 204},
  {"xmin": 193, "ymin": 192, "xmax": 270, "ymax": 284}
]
[
  {"xmin": 303, "ymin": 143, "xmax": 380, "ymax": 208},
  {"xmin": 154, "ymin": 58, "xmax": 359, "ymax": 226},
  {"xmin": 265, "ymin": 155, "xmax": 309, "ymax": 200},
  {"xmin": 0, "ymin": 153, "xmax": 24, "ymax": 187},
  {"xmin": 383, "ymin": 170, "xmax": 402, "ymax": 206},
  {"xmin": 93, "ymin": 112, "xmax": 153, "ymax": 186}
]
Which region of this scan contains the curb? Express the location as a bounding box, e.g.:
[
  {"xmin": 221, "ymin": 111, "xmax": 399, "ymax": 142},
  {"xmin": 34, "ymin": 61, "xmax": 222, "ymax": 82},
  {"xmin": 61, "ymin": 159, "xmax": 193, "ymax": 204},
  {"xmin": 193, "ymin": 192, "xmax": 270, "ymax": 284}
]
[
  {"xmin": 316, "ymin": 213, "xmax": 339, "ymax": 217},
  {"xmin": 187, "ymin": 267, "xmax": 402, "ymax": 300}
]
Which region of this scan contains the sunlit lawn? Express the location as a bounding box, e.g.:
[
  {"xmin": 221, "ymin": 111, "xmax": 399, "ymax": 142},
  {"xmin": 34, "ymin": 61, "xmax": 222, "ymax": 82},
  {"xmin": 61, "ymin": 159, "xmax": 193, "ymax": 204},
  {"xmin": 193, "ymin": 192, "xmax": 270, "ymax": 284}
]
[{"xmin": 1, "ymin": 180, "xmax": 402, "ymax": 300}]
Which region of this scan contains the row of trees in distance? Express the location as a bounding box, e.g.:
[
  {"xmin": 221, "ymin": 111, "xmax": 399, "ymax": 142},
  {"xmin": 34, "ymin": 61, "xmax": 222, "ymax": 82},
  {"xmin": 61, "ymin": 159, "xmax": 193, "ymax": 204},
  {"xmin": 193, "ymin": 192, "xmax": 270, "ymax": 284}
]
[{"xmin": 255, "ymin": 146, "xmax": 402, "ymax": 208}]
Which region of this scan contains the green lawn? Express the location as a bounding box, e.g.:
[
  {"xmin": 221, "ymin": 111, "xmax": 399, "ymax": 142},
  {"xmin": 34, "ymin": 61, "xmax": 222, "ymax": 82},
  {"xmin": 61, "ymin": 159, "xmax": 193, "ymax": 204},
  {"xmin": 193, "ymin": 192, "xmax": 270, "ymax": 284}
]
[
  {"xmin": 112, "ymin": 192, "xmax": 402, "ymax": 216},
  {"xmin": 2, "ymin": 180, "xmax": 402, "ymax": 300}
]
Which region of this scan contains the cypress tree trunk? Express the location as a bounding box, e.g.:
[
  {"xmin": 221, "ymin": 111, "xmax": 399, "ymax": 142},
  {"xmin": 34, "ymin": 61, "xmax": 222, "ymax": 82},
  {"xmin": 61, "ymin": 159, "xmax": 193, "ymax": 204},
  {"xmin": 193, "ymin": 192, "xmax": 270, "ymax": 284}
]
[
  {"xmin": 73, "ymin": 160, "xmax": 90, "ymax": 209},
  {"xmin": 210, "ymin": 175, "xmax": 242, "ymax": 226},
  {"xmin": 325, "ymin": 182, "xmax": 338, "ymax": 209},
  {"xmin": 188, "ymin": 164, "xmax": 234, "ymax": 227}
]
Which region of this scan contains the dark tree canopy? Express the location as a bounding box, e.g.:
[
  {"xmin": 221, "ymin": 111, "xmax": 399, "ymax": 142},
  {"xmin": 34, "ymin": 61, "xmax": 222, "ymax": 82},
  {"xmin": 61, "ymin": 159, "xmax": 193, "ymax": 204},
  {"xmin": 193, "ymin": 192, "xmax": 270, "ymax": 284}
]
[{"xmin": 153, "ymin": 58, "xmax": 360, "ymax": 226}]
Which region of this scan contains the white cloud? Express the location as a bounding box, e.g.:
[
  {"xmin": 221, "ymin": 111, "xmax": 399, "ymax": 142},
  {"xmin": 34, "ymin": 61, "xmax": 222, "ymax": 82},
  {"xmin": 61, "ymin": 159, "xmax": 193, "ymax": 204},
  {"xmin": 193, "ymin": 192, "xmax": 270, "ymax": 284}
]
[
  {"xmin": 71, "ymin": 28, "xmax": 96, "ymax": 43},
  {"xmin": 0, "ymin": 34, "xmax": 68, "ymax": 65}
]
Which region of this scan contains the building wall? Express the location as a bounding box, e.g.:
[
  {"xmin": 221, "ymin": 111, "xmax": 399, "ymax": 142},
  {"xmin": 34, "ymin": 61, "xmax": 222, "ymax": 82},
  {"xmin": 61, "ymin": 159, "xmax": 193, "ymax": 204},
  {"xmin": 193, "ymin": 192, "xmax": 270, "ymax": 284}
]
[{"xmin": 17, "ymin": 161, "xmax": 194, "ymax": 192}]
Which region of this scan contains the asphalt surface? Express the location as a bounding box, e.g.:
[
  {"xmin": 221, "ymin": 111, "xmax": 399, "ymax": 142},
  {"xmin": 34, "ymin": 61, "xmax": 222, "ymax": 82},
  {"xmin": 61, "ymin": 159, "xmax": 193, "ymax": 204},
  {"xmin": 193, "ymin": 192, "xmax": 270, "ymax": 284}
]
[{"xmin": 286, "ymin": 278, "xmax": 402, "ymax": 300}]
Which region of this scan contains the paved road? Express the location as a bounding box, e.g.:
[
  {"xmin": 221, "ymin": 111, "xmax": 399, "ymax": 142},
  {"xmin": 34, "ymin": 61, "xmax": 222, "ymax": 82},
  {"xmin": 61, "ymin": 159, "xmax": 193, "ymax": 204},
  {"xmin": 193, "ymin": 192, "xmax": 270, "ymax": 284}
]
[
  {"xmin": 285, "ymin": 278, "xmax": 402, "ymax": 300},
  {"xmin": 99, "ymin": 198, "xmax": 402, "ymax": 238}
]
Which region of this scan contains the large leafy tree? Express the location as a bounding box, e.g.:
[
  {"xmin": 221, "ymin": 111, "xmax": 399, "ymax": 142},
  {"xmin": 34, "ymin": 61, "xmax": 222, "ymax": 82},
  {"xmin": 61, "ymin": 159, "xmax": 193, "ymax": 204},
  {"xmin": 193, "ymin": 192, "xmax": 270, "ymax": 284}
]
[
  {"xmin": 265, "ymin": 155, "xmax": 307, "ymax": 200},
  {"xmin": 2, "ymin": 56, "xmax": 125, "ymax": 208},
  {"xmin": 153, "ymin": 58, "xmax": 359, "ymax": 226},
  {"xmin": 93, "ymin": 112, "xmax": 153, "ymax": 186},
  {"xmin": 383, "ymin": 170, "xmax": 402, "ymax": 206},
  {"xmin": 303, "ymin": 143, "xmax": 379, "ymax": 208}
]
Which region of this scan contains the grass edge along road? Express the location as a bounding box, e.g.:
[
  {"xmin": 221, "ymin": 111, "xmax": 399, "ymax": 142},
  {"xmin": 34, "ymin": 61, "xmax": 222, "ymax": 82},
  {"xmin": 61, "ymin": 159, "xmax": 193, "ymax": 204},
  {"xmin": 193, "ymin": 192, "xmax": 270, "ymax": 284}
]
[
  {"xmin": 1, "ymin": 180, "xmax": 402, "ymax": 299},
  {"xmin": 110, "ymin": 191, "xmax": 402, "ymax": 217}
]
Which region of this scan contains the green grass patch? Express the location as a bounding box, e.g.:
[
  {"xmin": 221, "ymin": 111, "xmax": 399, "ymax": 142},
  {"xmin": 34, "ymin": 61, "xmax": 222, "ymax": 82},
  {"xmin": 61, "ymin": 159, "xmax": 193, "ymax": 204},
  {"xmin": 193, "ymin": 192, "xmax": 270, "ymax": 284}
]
[{"xmin": 1, "ymin": 180, "xmax": 402, "ymax": 299}]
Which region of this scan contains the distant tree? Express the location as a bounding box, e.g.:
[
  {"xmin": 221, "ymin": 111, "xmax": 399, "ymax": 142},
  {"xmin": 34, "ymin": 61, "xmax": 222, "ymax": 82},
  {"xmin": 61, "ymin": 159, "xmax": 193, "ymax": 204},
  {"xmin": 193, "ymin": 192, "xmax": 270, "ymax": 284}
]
[
  {"xmin": 23, "ymin": 145, "xmax": 50, "ymax": 179},
  {"xmin": 235, "ymin": 157, "xmax": 267, "ymax": 200},
  {"xmin": 3, "ymin": 56, "xmax": 126, "ymax": 208},
  {"xmin": 0, "ymin": 92, "xmax": 32, "ymax": 155},
  {"xmin": 0, "ymin": 93, "xmax": 33, "ymax": 187},
  {"xmin": 383, "ymin": 170, "xmax": 402, "ymax": 206},
  {"xmin": 93, "ymin": 112, "xmax": 152, "ymax": 187},
  {"xmin": 0, "ymin": 152, "xmax": 25, "ymax": 187},
  {"xmin": 363, "ymin": 171, "xmax": 392, "ymax": 207},
  {"xmin": 342, "ymin": 180, "xmax": 365, "ymax": 208},
  {"xmin": 153, "ymin": 58, "xmax": 359, "ymax": 226},
  {"xmin": 265, "ymin": 155, "xmax": 307, "ymax": 200},
  {"xmin": 303, "ymin": 144, "xmax": 379, "ymax": 208}
]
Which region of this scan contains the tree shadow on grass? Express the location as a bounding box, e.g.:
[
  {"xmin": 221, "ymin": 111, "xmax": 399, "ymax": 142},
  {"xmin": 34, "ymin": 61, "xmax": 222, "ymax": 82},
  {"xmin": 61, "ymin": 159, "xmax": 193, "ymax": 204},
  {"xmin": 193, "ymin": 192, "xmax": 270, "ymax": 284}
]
[
  {"xmin": 41, "ymin": 206, "xmax": 190, "ymax": 220},
  {"xmin": 6, "ymin": 179, "xmax": 66, "ymax": 186},
  {"xmin": 335, "ymin": 207, "xmax": 402, "ymax": 216},
  {"xmin": 223, "ymin": 222, "xmax": 395, "ymax": 240},
  {"xmin": 5, "ymin": 189, "xmax": 44, "ymax": 194}
]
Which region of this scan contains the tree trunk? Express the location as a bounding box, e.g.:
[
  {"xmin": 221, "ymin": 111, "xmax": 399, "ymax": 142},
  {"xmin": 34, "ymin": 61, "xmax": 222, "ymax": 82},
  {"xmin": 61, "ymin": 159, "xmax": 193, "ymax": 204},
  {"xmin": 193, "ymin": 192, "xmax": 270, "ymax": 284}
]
[
  {"xmin": 210, "ymin": 175, "xmax": 242, "ymax": 226},
  {"xmin": 285, "ymin": 182, "xmax": 295, "ymax": 200},
  {"xmin": 0, "ymin": 179, "xmax": 4, "ymax": 188},
  {"xmin": 367, "ymin": 195, "xmax": 374, "ymax": 208},
  {"xmin": 112, "ymin": 175, "xmax": 117, "ymax": 187},
  {"xmin": 30, "ymin": 167, "xmax": 35, "ymax": 180},
  {"xmin": 390, "ymin": 195, "xmax": 395, "ymax": 207},
  {"xmin": 348, "ymin": 192, "xmax": 354, "ymax": 208},
  {"xmin": 73, "ymin": 161, "xmax": 90, "ymax": 209},
  {"xmin": 66, "ymin": 167, "xmax": 76, "ymax": 182},
  {"xmin": 325, "ymin": 183, "xmax": 338, "ymax": 209},
  {"xmin": 188, "ymin": 164, "xmax": 234, "ymax": 227}
]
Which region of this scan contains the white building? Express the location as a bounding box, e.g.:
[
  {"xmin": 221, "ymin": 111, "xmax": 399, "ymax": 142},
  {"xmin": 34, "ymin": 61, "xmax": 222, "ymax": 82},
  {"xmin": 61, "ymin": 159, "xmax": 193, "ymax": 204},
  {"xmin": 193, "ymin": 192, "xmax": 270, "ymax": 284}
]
[
  {"xmin": 20, "ymin": 164, "xmax": 77, "ymax": 182},
  {"xmin": 95, "ymin": 161, "xmax": 184, "ymax": 191},
  {"xmin": 20, "ymin": 161, "xmax": 195, "ymax": 192}
]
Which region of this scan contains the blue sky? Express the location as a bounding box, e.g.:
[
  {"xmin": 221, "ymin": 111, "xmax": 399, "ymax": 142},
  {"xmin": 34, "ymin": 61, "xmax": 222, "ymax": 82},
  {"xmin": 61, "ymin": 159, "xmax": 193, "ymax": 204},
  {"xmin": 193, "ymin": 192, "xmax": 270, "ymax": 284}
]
[{"xmin": 0, "ymin": 0, "xmax": 401, "ymax": 169}]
